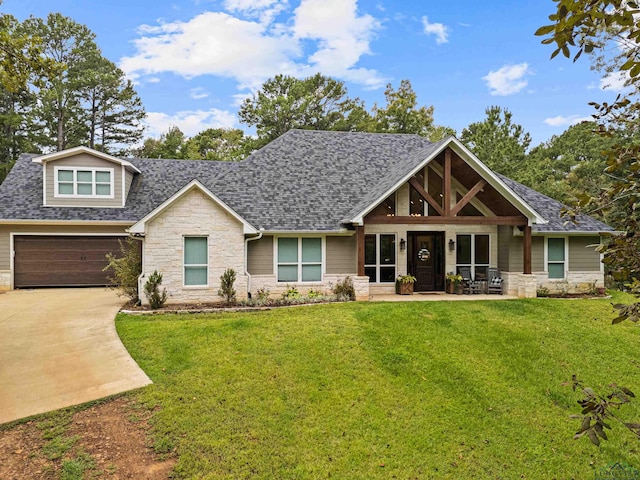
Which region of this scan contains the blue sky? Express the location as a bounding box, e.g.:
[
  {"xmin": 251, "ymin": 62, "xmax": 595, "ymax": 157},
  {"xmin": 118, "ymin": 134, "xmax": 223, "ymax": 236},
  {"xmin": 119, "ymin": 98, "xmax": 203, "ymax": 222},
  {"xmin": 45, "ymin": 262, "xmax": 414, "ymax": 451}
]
[{"xmin": 3, "ymin": 0, "xmax": 625, "ymax": 145}]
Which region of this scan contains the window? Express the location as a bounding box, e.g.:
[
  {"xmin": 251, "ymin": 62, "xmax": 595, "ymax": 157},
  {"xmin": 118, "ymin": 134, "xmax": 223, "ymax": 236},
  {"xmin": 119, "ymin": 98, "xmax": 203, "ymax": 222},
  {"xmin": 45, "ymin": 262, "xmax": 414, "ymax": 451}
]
[
  {"xmin": 547, "ymin": 238, "xmax": 565, "ymax": 279},
  {"xmin": 364, "ymin": 234, "xmax": 396, "ymax": 283},
  {"xmin": 456, "ymin": 234, "xmax": 490, "ymax": 279},
  {"xmin": 184, "ymin": 236, "xmax": 208, "ymax": 286},
  {"xmin": 410, "ymin": 170, "xmax": 426, "ymax": 216},
  {"xmin": 54, "ymin": 167, "xmax": 113, "ymax": 198},
  {"xmin": 277, "ymin": 237, "xmax": 322, "ymax": 282},
  {"xmin": 369, "ymin": 193, "xmax": 396, "ymax": 217}
]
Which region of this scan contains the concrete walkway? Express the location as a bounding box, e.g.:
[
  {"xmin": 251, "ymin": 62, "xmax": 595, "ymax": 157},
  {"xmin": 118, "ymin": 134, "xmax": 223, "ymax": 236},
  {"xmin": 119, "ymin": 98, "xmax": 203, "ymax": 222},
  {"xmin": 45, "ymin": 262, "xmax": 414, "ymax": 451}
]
[{"xmin": 0, "ymin": 288, "xmax": 151, "ymax": 424}]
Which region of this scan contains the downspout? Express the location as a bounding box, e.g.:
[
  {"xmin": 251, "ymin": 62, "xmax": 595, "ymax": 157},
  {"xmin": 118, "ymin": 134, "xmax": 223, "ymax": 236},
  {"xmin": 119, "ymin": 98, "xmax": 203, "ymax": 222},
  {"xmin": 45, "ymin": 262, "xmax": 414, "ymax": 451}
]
[{"xmin": 245, "ymin": 228, "xmax": 264, "ymax": 298}]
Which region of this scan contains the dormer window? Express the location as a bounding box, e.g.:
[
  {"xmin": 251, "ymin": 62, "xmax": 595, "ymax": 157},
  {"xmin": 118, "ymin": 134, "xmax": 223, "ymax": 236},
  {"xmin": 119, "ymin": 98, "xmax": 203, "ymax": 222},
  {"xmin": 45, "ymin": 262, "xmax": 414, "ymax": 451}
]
[{"xmin": 54, "ymin": 167, "xmax": 114, "ymax": 198}]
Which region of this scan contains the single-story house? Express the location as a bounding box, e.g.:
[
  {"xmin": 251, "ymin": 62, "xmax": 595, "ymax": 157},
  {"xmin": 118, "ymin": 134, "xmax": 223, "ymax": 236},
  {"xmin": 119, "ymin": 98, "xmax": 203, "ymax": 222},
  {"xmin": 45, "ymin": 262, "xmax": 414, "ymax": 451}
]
[{"xmin": 0, "ymin": 130, "xmax": 611, "ymax": 304}]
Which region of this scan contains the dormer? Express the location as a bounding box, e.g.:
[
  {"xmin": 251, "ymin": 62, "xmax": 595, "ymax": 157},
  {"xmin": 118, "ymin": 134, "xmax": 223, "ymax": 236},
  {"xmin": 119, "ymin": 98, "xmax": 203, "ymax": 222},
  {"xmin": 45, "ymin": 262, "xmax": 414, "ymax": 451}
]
[{"xmin": 32, "ymin": 147, "xmax": 141, "ymax": 208}]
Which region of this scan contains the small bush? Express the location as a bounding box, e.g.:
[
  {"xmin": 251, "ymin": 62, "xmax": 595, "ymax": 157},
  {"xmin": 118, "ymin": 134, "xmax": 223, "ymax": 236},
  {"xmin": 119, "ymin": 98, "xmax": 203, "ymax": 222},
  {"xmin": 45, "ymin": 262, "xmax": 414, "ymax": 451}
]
[
  {"xmin": 255, "ymin": 287, "xmax": 270, "ymax": 300},
  {"xmin": 536, "ymin": 286, "xmax": 550, "ymax": 297},
  {"xmin": 218, "ymin": 268, "xmax": 237, "ymax": 305},
  {"xmin": 144, "ymin": 270, "xmax": 168, "ymax": 309},
  {"xmin": 282, "ymin": 285, "xmax": 300, "ymax": 299},
  {"xmin": 104, "ymin": 237, "xmax": 142, "ymax": 302},
  {"xmin": 332, "ymin": 276, "xmax": 356, "ymax": 301},
  {"xmin": 307, "ymin": 289, "xmax": 323, "ymax": 298}
]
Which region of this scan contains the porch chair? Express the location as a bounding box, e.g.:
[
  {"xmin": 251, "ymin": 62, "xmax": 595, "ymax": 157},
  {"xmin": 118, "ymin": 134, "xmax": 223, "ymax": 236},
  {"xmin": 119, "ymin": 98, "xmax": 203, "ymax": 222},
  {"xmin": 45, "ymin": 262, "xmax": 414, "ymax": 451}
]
[
  {"xmin": 487, "ymin": 268, "xmax": 504, "ymax": 295},
  {"xmin": 459, "ymin": 267, "xmax": 482, "ymax": 294}
]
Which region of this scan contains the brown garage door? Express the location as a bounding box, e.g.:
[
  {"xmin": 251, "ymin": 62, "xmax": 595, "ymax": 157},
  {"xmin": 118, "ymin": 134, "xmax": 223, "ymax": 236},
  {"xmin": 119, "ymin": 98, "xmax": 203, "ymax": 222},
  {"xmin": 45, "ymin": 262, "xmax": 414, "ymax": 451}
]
[{"xmin": 14, "ymin": 236, "xmax": 127, "ymax": 287}]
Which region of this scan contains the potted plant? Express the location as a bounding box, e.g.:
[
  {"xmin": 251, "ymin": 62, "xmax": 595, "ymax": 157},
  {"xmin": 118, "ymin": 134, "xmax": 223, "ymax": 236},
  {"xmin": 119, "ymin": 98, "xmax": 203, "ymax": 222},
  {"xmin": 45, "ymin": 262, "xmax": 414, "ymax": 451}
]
[
  {"xmin": 395, "ymin": 274, "xmax": 417, "ymax": 295},
  {"xmin": 446, "ymin": 272, "xmax": 463, "ymax": 294}
]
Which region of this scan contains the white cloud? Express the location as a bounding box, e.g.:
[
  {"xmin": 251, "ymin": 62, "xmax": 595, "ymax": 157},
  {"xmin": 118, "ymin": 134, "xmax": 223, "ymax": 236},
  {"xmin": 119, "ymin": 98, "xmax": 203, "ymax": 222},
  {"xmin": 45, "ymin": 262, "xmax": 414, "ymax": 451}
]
[
  {"xmin": 145, "ymin": 108, "xmax": 237, "ymax": 137},
  {"xmin": 190, "ymin": 87, "xmax": 210, "ymax": 99},
  {"xmin": 544, "ymin": 114, "xmax": 592, "ymax": 127},
  {"xmin": 421, "ymin": 16, "xmax": 448, "ymax": 45},
  {"xmin": 120, "ymin": 0, "xmax": 385, "ymax": 91},
  {"xmin": 482, "ymin": 63, "xmax": 531, "ymax": 96},
  {"xmin": 599, "ymin": 71, "xmax": 630, "ymax": 92}
]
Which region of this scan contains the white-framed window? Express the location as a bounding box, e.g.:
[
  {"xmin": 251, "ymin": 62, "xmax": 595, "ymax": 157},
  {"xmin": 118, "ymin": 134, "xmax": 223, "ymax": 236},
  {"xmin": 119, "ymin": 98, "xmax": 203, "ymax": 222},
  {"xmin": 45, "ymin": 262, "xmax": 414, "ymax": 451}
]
[
  {"xmin": 547, "ymin": 237, "xmax": 566, "ymax": 279},
  {"xmin": 456, "ymin": 234, "xmax": 490, "ymax": 279},
  {"xmin": 277, "ymin": 237, "xmax": 322, "ymax": 282},
  {"xmin": 364, "ymin": 233, "xmax": 396, "ymax": 283},
  {"xmin": 184, "ymin": 236, "xmax": 208, "ymax": 286},
  {"xmin": 54, "ymin": 166, "xmax": 114, "ymax": 198}
]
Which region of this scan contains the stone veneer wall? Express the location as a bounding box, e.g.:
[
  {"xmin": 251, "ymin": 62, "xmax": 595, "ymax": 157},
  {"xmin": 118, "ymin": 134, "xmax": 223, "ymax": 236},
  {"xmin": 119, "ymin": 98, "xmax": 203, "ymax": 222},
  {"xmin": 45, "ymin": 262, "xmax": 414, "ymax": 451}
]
[
  {"xmin": 141, "ymin": 187, "xmax": 248, "ymax": 305},
  {"xmin": 250, "ymin": 274, "xmax": 370, "ymax": 301},
  {"xmin": 0, "ymin": 271, "xmax": 10, "ymax": 290},
  {"xmin": 502, "ymin": 270, "xmax": 604, "ymax": 297}
]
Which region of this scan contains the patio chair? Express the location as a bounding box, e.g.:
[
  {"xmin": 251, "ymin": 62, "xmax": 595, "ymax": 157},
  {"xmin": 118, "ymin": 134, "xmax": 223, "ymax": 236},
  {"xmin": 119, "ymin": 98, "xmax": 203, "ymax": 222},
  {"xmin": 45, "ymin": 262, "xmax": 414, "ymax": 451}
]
[
  {"xmin": 459, "ymin": 267, "xmax": 482, "ymax": 294},
  {"xmin": 487, "ymin": 268, "xmax": 504, "ymax": 295}
]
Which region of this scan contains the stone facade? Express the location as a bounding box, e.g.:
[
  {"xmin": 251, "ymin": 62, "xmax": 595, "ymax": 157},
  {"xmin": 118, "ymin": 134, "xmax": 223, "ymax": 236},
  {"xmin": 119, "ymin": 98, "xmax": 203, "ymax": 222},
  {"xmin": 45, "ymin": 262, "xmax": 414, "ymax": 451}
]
[
  {"xmin": 503, "ymin": 270, "xmax": 604, "ymax": 297},
  {"xmin": 0, "ymin": 271, "xmax": 9, "ymax": 290},
  {"xmin": 249, "ymin": 274, "xmax": 370, "ymax": 301},
  {"xmin": 140, "ymin": 187, "xmax": 248, "ymax": 306}
]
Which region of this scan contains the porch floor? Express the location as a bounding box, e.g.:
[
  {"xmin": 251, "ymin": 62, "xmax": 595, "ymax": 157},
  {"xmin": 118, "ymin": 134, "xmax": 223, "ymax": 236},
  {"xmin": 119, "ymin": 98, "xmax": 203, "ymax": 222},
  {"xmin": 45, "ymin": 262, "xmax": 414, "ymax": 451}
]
[{"xmin": 370, "ymin": 292, "xmax": 518, "ymax": 301}]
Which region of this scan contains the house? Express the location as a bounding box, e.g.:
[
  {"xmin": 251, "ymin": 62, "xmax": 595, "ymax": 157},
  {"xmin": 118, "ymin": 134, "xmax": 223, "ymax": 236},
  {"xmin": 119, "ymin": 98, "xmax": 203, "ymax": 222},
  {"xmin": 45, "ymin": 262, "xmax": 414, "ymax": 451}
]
[{"xmin": 0, "ymin": 130, "xmax": 611, "ymax": 304}]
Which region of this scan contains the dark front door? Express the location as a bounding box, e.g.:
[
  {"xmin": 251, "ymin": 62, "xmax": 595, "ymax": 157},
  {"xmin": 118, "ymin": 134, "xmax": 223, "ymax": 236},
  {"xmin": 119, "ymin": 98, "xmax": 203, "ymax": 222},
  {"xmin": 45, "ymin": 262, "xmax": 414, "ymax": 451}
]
[{"xmin": 408, "ymin": 232, "xmax": 444, "ymax": 292}]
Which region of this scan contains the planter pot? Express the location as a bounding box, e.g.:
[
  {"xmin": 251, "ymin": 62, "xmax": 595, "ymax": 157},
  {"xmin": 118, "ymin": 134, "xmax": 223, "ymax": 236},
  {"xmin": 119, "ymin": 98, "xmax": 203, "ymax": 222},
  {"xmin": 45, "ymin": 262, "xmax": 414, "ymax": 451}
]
[
  {"xmin": 446, "ymin": 280, "xmax": 455, "ymax": 294},
  {"xmin": 597, "ymin": 287, "xmax": 606, "ymax": 295},
  {"xmin": 397, "ymin": 282, "xmax": 414, "ymax": 295},
  {"xmin": 456, "ymin": 284, "xmax": 463, "ymax": 295}
]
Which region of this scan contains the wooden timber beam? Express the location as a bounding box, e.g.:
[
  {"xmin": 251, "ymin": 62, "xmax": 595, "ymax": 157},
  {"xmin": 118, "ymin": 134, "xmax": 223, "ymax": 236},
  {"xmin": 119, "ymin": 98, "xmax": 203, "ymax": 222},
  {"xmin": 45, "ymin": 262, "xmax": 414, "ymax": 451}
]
[
  {"xmin": 443, "ymin": 149, "xmax": 452, "ymax": 216},
  {"xmin": 408, "ymin": 177, "xmax": 444, "ymax": 216},
  {"xmin": 356, "ymin": 225, "xmax": 365, "ymax": 276},
  {"xmin": 523, "ymin": 225, "xmax": 532, "ymax": 274},
  {"xmin": 450, "ymin": 179, "xmax": 487, "ymax": 216},
  {"xmin": 366, "ymin": 215, "xmax": 527, "ymax": 226}
]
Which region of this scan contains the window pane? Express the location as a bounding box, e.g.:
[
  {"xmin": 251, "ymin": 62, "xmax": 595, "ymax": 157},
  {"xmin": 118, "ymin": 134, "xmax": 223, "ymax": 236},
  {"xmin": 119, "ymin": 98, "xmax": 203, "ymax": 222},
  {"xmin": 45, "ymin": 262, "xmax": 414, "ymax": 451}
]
[
  {"xmin": 77, "ymin": 171, "xmax": 92, "ymax": 182},
  {"xmin": 380, "ymin": 266, "xmax": 396, "ymax": 283},
  {"xmin": 96, "ymin": 184, "xmax": 110, "ymax": 196},
  {"xmin": 77, "ymin": 183, "xmax": 92, "ymax": 195},
  {"xmin": 58, "ymin": 183, "xmax": 73, "ymax": 194},
  {"xmin": 475, "ymin": 235, "xmax": 490, "ymax": 264},
  {"xmin": 58, "ymin": 170, "xmax": 73, "ymax": 181},
  {"xmin": 365, "ymin": 266, "xmax": 377, "ymax": 283},
  {"xmin": 302, "ymin": 264, "xmax": 321, "ymax": 281},
  {"xmin": 278, "ymin": 238, "xmax": 298, "ymax": 263},
  {"xmin": 370, "ymin": 194, "xmax": 396, "ymax": 216},
  {"xmin": 548, "ymin": 238, "xmax": 565, "ymax": 262},
  {"xmin": 548, "ymin": 263, "xmax": 565, "ymax": 279},
  {"xmin": 457, "ymin": 235, "xmax": 471, "ymax": 264},
  {"xmin": 302, "ymin": 238, "xmax": 321, "ymax": 263},
  {"xmin": 379, "ymin": 235, "xmax": 395, "ymax": 265},
  {"xmin": 410, "ymin": 186, "xmax": 425, "ymax": 216},
  {"xmin": 185, "ymin": 266, "xmax": 207, "ymax": 285},
  {"xmin": 95, "ymin": 171, "xmax": 111, "ymax": 183},
  {"xmin": 475, "ymin": 266, "xmax": 488, "ymax": 280},
  {"xmin": 365, "ymin": 235, "xmax": 376, "ymax": 265},
  {"xmin": 184, "ymin": 237, "xmax": 207, "ymax": 264},
  {"xmin": 278, "ymin": 265, "xmax": 298, "ymax": 282}
]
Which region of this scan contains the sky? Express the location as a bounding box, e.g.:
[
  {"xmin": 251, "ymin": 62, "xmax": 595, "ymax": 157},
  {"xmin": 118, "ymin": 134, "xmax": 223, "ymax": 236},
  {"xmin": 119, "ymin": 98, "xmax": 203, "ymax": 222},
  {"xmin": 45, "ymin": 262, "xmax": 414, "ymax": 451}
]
[{"xmin": 2, "ymin": 0, "xmax": 627, "ymax": 146}]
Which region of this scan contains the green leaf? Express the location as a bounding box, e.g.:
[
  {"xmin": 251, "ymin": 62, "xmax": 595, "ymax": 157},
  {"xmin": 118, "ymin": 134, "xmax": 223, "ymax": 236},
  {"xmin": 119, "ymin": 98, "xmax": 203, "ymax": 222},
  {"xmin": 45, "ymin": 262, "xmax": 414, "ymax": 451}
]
[
  {"xmin": 587, "ymin": 429, "xmax": 601, "ymax": 446},
  {"xmin": 535, "ymin": 25, "xmax": 556, "ymax": 36}
]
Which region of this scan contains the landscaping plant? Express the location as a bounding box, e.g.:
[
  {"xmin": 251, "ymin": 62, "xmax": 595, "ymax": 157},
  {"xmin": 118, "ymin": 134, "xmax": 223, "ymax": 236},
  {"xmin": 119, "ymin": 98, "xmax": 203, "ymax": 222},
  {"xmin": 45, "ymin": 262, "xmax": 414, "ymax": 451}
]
[
  {"xmin": 103, "ymin": 237, "xmax": 142, "ymax": 302},
  {"xmin": 144, "ymin": 270, "xmax": 167, "ymax": 309},
  {"xmin": 218, "ymin": 268, "xmax": 236, "ymax": 305}
]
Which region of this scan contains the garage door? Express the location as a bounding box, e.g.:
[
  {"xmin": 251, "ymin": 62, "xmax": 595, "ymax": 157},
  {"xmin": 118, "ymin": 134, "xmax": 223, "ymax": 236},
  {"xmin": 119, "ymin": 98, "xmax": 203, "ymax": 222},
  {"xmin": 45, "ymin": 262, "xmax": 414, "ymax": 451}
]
[{"xmin": 14, "ymin": 236, "xmax": 127, "ymax": 287}]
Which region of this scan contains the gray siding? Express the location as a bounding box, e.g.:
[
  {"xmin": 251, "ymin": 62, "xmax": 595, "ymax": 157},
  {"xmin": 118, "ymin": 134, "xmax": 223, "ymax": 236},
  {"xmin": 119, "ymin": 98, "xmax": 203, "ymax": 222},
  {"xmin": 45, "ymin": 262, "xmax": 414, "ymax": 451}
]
[
  {"xmin": 569, "ymin": 236, "xmax": 601, "ymax": 271},
  {"xmin": 326, "ymin": 235, "xmax": 357, "ymax": 274},
  {"xmin": 247, "ymin": 235, "xmax": 273, "ymax": 275},
  {"xmin": 0, "ymin": 224, "xmax": 130, "ymax": 270},
  {"xmin": 124, "ymin": 169, "xmax": 135, "ymax": 201},
  {"xmin": 45, "ymin": 154, "xmax": 124, "ymax": 207},
  {"xmin": 505, "ymin": 235, "xmax": 544, "ymax": 273},
  {"xmin": 498, "ymin": 226, "xmax": 511, "ymax": 271}
]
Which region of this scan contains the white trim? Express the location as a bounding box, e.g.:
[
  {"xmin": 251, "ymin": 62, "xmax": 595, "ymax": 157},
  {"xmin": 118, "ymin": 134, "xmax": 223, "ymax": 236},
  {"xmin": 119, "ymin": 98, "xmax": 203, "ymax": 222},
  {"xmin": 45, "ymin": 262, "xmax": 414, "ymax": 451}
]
[
  {"xmin": 54, "ymin": 166, "xmax": 115, "ymax": 199},
  {"xmin": 455, "ymin": 233, "xmax": 491, "ymax": 279},
  {"xmin": 42, "ymin": 165, "xmax": 47, "ymax": 206},
  {"xmin": 350, "ymin": 136, "xmax": 547, "ymax": 226},
  {"xmin": 0, "ymin": 220, "xmax": 133, "ymax": 226},
  {"xmin": 274, "ymin": 236, "xmax": 325, "ymax": 283},
  {"xmin": 364, "ymin": 233, "xmax": 397, "ymax": 284},
  {"xmin": 128, "ymin": 180, "xmax": 257, "ymax": 235},
  {"xmin": 121, "ymin": 165, "xmax": 126, "ymax": 206},
  {"xmin": 183, "ymin": 235, "xmax": 209, "ymax": 288},
  {"xmin": 32, "ymin": 146, "xmax": 141, "ymax": 174}
]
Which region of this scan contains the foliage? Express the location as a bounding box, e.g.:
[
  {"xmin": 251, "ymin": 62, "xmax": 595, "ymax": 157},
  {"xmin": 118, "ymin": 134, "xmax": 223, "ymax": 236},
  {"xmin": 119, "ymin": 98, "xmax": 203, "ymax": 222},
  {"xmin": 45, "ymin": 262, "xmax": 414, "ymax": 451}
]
[
  {"xmin": 396, "ymin": 274, "xmax": 417, "ymax": 284},
  {"xmin": 103, "ymin": 237, "xmax": 142, "ymax": 302},
  {"xmin": 332, "ymin": 275, "xmax": 356, "ymax": 300},
  {"xmin": 460, "ymin": 105, "xmax": 531, "ymax": 178},
  {"xmin": 446, "ymin": 272, "xmax": 463, "ymax": 285},
  {"xmin": 144, "ymin": 270, "xmax": 167, "ymax": 310},
  {"xmin": 117, "ymin": 295, "xmax": 640, "ymax": 478},
  {"xmin": 255, "ymin": 287, "xmax": 270, "ymax": 301},
  {"xmin": 281, "ymin": 285, "xmax": 300, "ymax": 299},
  {"xmin": 217, "ymin": 268, "xmax": 237, "ymax": 305}
]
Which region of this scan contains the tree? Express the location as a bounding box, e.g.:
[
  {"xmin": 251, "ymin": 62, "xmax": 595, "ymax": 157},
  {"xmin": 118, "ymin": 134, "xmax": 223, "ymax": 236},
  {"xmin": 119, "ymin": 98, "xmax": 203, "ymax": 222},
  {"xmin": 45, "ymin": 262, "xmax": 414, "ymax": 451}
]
[
  {"xmin": 182, "ymin": 128, "xmax": 251, "ymax": 161},
  {"xmin": 131, "ymin": 126, "xmax": 186, "ymax": 159},
  {"xmin": 538, "ymin": 0, "xmax": 640, "ymax": 445},
  {"xmin": 460, "ymin": 106, "xmax": 531, "ymax": 178}
]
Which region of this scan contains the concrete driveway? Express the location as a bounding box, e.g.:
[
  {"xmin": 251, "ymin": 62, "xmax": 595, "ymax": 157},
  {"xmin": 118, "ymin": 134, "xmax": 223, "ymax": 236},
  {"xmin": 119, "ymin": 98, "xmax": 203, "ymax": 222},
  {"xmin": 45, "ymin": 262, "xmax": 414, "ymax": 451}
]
[{"xmin": 0, "ymin": 288, "xmax": 151, "ymax": 424}]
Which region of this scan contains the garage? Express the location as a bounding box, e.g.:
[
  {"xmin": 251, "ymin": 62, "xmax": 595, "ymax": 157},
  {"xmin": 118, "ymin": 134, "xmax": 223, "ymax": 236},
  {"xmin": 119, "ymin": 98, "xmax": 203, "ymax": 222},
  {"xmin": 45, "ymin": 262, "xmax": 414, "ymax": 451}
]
[{"xmin": 14, "ymin": 236, "xmax": 127, "ymax": 287}]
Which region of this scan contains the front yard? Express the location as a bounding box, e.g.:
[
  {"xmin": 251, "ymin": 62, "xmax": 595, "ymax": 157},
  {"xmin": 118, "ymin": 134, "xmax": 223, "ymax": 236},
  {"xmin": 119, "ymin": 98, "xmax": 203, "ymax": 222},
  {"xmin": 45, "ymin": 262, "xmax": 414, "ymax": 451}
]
[{"xmin": 115, "ymin": 294, "xmax": 640, "ymax": 479}]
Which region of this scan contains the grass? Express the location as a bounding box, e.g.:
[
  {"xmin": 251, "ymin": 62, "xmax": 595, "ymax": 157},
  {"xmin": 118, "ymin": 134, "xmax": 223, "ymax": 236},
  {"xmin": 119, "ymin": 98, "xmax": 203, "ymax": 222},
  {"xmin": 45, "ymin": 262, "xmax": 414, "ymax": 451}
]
[{"xmin": 117, "ymin": 293, "xmax": 640, "ymax": 479}]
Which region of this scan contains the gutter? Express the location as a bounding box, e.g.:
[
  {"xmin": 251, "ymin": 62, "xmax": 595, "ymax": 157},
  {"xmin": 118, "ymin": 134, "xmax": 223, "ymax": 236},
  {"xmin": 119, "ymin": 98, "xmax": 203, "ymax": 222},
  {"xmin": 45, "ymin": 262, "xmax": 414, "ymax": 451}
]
[{"xmin": 244, "ymin": 228, "xmax": 264, "ymax": 298}]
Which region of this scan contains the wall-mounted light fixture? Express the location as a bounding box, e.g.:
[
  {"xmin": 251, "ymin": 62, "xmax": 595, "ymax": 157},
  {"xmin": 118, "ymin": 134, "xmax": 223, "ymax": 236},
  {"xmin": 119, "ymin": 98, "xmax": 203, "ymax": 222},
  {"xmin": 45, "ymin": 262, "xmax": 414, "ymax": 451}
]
[
  {"xmin": 400, "ymin": 238, "xmax": 406, "ymax": 251},
  {"xmin": 448, "ymin": 238, "xmax": 455, "ymax": 252}
]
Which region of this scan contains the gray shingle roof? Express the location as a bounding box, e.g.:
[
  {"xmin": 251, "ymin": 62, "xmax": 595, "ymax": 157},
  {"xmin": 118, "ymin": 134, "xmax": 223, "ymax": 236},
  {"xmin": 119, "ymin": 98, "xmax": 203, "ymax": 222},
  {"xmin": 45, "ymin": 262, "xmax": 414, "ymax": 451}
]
[{"xmin": 0, "ymin": 129, "xmax": 612, "ymax": 233}]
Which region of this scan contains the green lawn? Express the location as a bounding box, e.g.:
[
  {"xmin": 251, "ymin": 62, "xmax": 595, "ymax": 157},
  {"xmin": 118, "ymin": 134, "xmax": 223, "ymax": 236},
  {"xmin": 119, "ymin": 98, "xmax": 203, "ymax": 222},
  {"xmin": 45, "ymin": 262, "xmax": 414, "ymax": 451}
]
[{"xmin": 117, "ymin": 294, "xmax": 640, "ymax": 479}]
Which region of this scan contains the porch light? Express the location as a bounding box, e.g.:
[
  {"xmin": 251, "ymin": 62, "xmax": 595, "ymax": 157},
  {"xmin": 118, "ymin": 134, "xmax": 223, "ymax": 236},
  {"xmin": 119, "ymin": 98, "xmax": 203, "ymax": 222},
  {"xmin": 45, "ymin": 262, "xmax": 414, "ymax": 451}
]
[
  {"xmin": 399, "ymin": 238, "xmax": 406, "ymax": 251},
  {"xmin": 449, "ymin": 239, "xmax": 455, "ymax": 251}
]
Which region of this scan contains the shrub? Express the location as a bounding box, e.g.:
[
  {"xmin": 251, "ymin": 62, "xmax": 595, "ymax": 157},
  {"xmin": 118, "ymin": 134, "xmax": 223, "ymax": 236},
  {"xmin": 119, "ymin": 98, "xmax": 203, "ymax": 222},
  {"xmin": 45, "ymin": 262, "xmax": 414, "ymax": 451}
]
[
  {"xmin": 218, "ymin": 268, "xmax": 237, "ymax": 305},
  {"xmin": 144, "ymin": 270, "xmax": 167, "ymax": 309},
  {"xmin": 332, "ymin": 276, "xmax": 355, "ymax": 301},
  {"xmin": 103, "ymin": 237, "xmax": 142, "ymax": 302},
  {"xmin": 255, "ymin": 287, "xmax": 270, "ymax": 301},
  {"xmin": 282, "ymin": 285, "xmax": 300, "ymax": 299}
]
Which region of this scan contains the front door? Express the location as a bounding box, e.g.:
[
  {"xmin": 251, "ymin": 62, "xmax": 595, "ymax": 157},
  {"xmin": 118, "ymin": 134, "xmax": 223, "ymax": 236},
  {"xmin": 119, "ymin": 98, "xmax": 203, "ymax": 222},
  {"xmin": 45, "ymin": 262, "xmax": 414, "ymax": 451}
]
[{"xmin": 408, "ymin": 232, "xmax": 444, "ymax": 292}]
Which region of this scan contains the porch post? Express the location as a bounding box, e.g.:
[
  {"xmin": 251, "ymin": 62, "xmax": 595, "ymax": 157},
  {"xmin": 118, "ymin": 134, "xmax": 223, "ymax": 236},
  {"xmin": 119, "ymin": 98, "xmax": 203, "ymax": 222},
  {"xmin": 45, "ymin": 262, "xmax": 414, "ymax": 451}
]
[
  {"xmin": 523, "ymin": 225, "xmax": 532, "ymax": 274},
  {"xmin": 444, "ymin": 148, "xmax": 451, "ymax": 216},
  {"xmin": 357, "ymin": 226, "xmax": 365, "ymax": 276}
]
